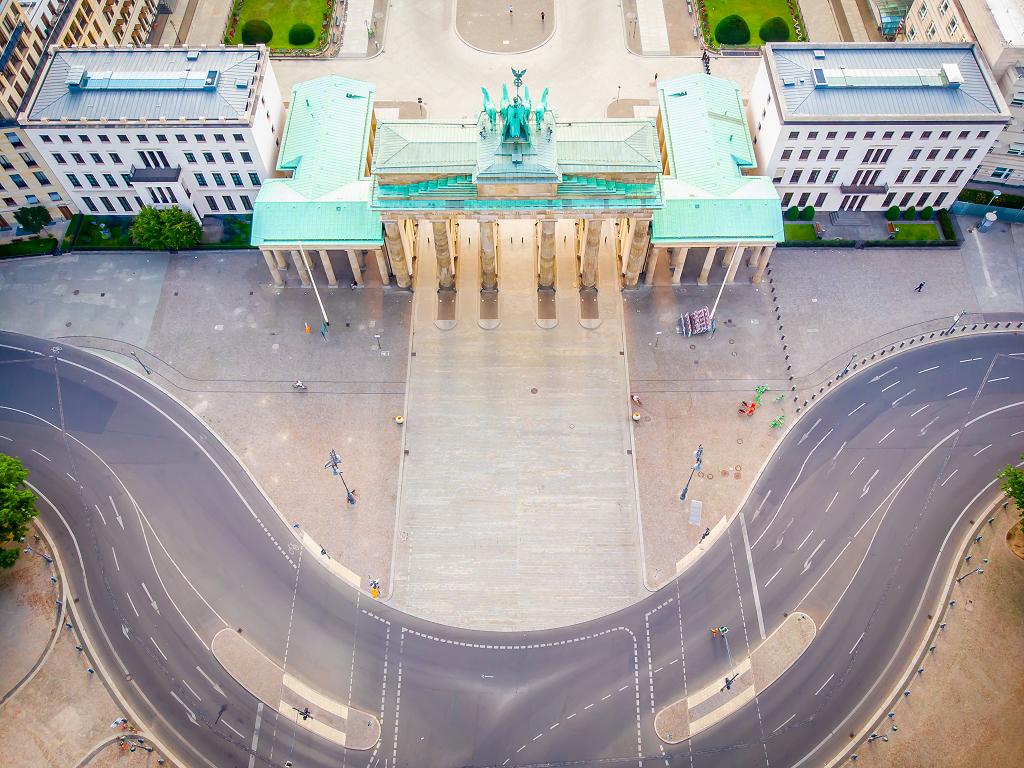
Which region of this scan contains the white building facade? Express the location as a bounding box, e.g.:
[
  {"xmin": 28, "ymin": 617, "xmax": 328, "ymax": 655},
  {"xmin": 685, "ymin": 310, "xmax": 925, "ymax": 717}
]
[
  {"xmin": 20, "ymin": 45, "xmax": 284, "ymax": 220},
  {"xmin": 903, "ymin": 0, "xmax": 1024, "ymax": 187},
  {"xmin": 750, "ymin": 42, "xmax": 1010, "ymax": 212}
]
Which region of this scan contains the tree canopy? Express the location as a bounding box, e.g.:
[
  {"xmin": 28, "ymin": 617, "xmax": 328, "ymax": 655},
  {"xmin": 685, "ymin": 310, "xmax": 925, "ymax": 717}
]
[
  {"xmin": 1, "ymin": 454, "xmax": 39, "ymax": 569},
  {"xmin": 998, "ymin": 456, "xmax": 1024, "ymax": 534},
  {"xmin": 715, "ymin": 15, "xmax": 751, "ymax": 46},
  {"xmin": 14, "ymin": 205, "xmax": 52, "ymax": 234},
  {"xmin": 130, "ymin": 206, "xmax": 202, "ymax": 251}
]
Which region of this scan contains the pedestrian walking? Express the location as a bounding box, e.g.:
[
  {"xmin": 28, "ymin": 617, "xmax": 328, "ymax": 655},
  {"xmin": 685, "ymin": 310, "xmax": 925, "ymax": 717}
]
[
  {"xmin": 541, "ymin": 11, "xmax": 545, "ymax": 22},
  {"xmin": 508, "ymin": 4, "xmax": 513, "ymax": 15},
  {"xmin": 630, "ymin": 393, "xmax": 642, "ymax": 406},
  {"xmin": 914, "ymin": 281, "xmax": 925, "ymax": 292}
]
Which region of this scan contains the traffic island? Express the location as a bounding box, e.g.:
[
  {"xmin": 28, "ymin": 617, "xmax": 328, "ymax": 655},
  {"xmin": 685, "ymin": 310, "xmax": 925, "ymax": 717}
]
[{"xmin": 455, "ymin": 0, "xmax": 554, "ymax": 54}]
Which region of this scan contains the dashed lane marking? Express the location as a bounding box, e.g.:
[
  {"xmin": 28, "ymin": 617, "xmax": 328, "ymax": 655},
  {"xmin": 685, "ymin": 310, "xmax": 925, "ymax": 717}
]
[
  {"xmin": 941, "ymin": 469, "xmax": 958, "ymax": 487},
  {"xmin": 947, "ymin": 387, "xmax": 968, "ymax": 397},
  {"xmin": 125, "ymin": 591, "xmax": 139, "ymax": 617},
  {"xmin": 847, "ymin": 403, "xmax": 866, "ymax": 416},
  {"xmin": 30, "ymin": 448, "xmax": 50, "ymax": 461},
  {"xmin": 910, "ymin": 404, "xmax": 930, "ymax": 417},
  {"xmin": 764, "ymin": 568, "xmax": 782, "ymax": 588},
  {"xmin": 850, "ymin": 457, "xmax": 865, "ymax": 475},
  {"xmin": 182, "ymin": 679, "xmax": 201, "ymax": 701},
  {"xmin": 988, "ymin": 376, "xmax": 1009, "ymax": 383},
  {"xmin": 917, "ymin": 366, "xmax": 939, "ymax": 374},
  {"xmin": 973, "ymin": 444, "xmax": 992, "ymax": 457},
  {"xmin": 849, "ymin": 632, "xmax": 865, "ymax": 655},
  {"xmin": 150, "ymin": 636, "xmax": 168, "ymax": 661},
  {"xmin": 814, "ymin": 673, "xmax": 835, "ymax": 696},
  {"xmin": 880, "ymin": 380, "xmax": 900, "ymax": 393}
]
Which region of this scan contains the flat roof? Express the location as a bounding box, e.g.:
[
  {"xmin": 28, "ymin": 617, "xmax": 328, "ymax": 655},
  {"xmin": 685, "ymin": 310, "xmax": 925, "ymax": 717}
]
[
  {"xmin": 26, "ymin": 47, "xmax": 264, "ymax": 123},
  {"xmin": 987, "ymin": 0, "xmax": 1024, "ymax": 46},
  {"xmin": 765, "ymin": 43, "xmax": 1007, "ymax": 120}
]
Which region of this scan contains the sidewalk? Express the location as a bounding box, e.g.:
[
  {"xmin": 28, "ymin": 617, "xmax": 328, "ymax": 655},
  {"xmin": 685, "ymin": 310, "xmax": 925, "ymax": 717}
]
[{"xmin": 455, "ymin": 0, "xmax": 554, "ymax": 53}]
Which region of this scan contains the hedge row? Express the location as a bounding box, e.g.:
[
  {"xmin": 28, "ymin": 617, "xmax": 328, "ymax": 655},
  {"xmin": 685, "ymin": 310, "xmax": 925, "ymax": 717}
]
[
  {"xmin": 0, "ymin": 237, "xmax": 57, "ymax": 259},
  {"xmin": 957, "ymin": 188, "xmax": 1024, "ymax": 209}
]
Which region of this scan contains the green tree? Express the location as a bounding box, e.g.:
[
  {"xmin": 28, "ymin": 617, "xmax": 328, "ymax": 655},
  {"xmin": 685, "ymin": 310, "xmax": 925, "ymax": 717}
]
[
  {"xmin": 798, "ymin": 205, "xmax": 816, "ymax": 221},
  {"xmin": 161, "ymin": 207, "xmax": 201, "ymax": 251},
  {"xmin": 715, "ymin": 15, "xmax": 751, "ymax": 45},
  {"xmin": 288, "ymin": 23, "xmax": 316, "ymax": 46},
  {"xmin": 758, "ymin": 17, "xmax": 791, "ymax": 42},
  {"xmin": 998, "ymin": 457, "xmax": 1024, "ymax": 534},
  {"xmin": 14, "ymin": 205, "xmax": 52, "ymax": 234},
  {"xmin": 1, "ymin": 454, "xmax": 39, "ymax": 569},
  {"xmin": 241, "ymin": 19, "xmax": 273, "ymax": 45},
  {"xmin": 130, "ymin": 206, "xmax": 166, "ymax": 249},
  {"xmin": 920, "ymin": 206, "xmax": 934, "ymax": 220},
  {"xmin": 902, "ymin": 206, "xmax": 917, "ymax": 221},
  {"xmin": 885, "ymin": 206, "xmax": 901, "ymax": 221},
  {"xmin": 784, "ymin": 205, "xmax": 800, "ymax": 221}
]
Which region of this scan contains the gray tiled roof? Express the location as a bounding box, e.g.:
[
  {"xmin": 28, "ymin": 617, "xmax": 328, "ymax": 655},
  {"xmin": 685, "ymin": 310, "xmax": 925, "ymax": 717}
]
[
  {"xmin": 27, "ymin": 47, "xmax": 263, "ymax": 123},
  {"xmin": 767, "ymin": 43, "xmax": 1006, "ymax": 119}
]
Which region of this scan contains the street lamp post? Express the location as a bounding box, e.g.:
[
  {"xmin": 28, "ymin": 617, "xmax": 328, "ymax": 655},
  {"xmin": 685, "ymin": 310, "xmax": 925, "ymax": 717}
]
[
  {"xmin": 955, "ymin": 567, "xmax": 984, "ymax": 584},
  {"xmin": 325, "ymin": 448, "xmax": 356, "ymax": 505},
  {"xmin": 988, "ymin": 188, "xmax": 1001, "ymax": 213},
  {"xmin": 23, "ymin": 546, "xmax": 53, "ymax": 564},
  {"xmin": 679, "ymin": 443, "xmax": 704, "ymax": 502},
  {"xmin": 944, "ymin": 308, "xmax": 967, "ymax": 336}
]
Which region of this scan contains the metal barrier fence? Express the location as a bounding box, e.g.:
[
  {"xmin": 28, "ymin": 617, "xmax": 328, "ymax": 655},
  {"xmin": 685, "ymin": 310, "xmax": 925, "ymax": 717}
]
[{"xmin": 950, "ymin": 201, "xmax": 1024, "ymax": 223}]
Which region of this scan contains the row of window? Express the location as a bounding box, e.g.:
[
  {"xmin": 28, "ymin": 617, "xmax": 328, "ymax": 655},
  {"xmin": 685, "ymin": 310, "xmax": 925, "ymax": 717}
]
[
  {"xmin": 781, "ymin": 144, "xmax": 979, "ymax": 164},
  {"xmin": 773, "ymin": 166, "xmax": 966, "ymax": 186},
  {"xmin": 40, "ymin": 132, "xmax": 249, "ymax": 146},
  {"xmin": 906, "ymin": 16, "xmax": 958, "ymax": 41},
  {"xmin": 2, "ymin": 170, "xmax": 50, "ymax": 189},
  {"xmin": 50, "ymin": 149, "xmax": 255, "ymax": 166},
  {"xmin": 1, "ymin": 191, "xmax": 61, "ymax": 208},
  {"xmin": 79, "ymin": 193, "xmax": 254, "ymax": 214},
  {"xmin": 784, "ymin": 128, "xmax": 987, "ymax": 143},
  {"xmin": 195, "ymin": 172, "xmax": 260, "ymax": 188},
  {"xmin": 779, "ymin": 190, "xmax": 949, "ymax": 209},
  {"xmin": 66, "ymin": 171, "xmax": 261, "ymax": 190}
]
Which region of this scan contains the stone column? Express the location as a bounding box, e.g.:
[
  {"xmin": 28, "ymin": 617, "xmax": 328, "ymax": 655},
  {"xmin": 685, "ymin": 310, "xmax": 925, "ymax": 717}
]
[
  {"xmin": 373, "ymin": 249, "xmax": 390, "ymax": 284},
  {"xmin": 291, "ymin": 249, "xmax": 311, "ymax": 286},
  {"xmin": 538, "ymin": 218, "xmax": 557, "ymax": 288},
  {"xmin": 272, "ymin": 249, "xmax": 288, "ymax": 269},
  {"xmin": 747, "ymin": 245, "xmax": 762, "ymax": 268},
  {"xmin": 698, "ymin": 246, "xmax": 717, "ymax": 285},
  {"xmin": 343, "ymin": 250, "xmax": 362, "ymax": 286},
  {"xmin": 357, "ymin": 250, "xmax": 367, "ymax": 269},
  {"xmin": 753, "ymin": 245, "xmax": 774, "ymax": 284},
  {"xmin": 580, "ymin": 218, "xmax": 601, "ymax": 289},
  {"xmin": 622, "ymin": 218, "xmax": 651, "ymax": 288},
  {"xmin": 479, "ymin": 220, "xmax": 498, "ymax": 290},
  {"xmin": 383, "ymin": 221, "xmax": 411, "ymax": 288},
  {"xmin": 318, "ymin": 250, "xmax": 337, "ymax": 286},
  {"xmin": 644, "ymin": 246, "xmax": 661, "ymax": 285},
  {"xmin": 432, "ymin": 220, "xmax": 455, "ymax": 290},
  {"xmin": 725, "ymin": 244, "xmax": 744, "ymax": 283},
  {"xmin": 262, "ymin": 249, "xmax": 283, "ymax": 287},
  {"xmin": 672, "ymin": 246, "xmax": 688, "ymax": 284}
]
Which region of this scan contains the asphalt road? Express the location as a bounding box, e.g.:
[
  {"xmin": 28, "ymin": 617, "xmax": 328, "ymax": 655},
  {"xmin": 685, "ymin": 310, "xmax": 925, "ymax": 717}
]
[{"xmin": 1, "ymin": 329, "xmax": 1022, "ymax": 768}]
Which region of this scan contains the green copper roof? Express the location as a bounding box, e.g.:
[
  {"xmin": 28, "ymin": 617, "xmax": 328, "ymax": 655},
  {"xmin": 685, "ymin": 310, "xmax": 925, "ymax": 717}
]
[
  {"xmin": 251, "ymin": 75, "xmax": 383, "ymax": 247},
  {"xmin": 556, "ymin": 121, "xmax": 661, "ymax": 174},
  {"xmin": 652, "ymin": 75, "xmax": 783, "ymax": 243},
  {"xmin": 372, "ymin": 121, "xmax": 478, "ymax": 175}
]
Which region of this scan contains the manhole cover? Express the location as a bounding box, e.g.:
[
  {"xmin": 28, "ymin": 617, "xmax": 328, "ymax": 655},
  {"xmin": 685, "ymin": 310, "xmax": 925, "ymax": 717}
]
[
  {"xmin": 65, "ymin": 321, "xmax": 72, "ymax": 327},
  {"xmin": 531, "ymin": 387, "xmax": 538, "ymax": 394},
  {"xmin": 737, "ymin": 438, "xmax": 743, "ymax": 444},
  {"xmin": 689, "ymin": 344, "xmax": 696, "ymax": 350},
  {"xmin": 72, "ymin": 289, "xmax": 79, "ymax": 295},
  {"xmin": 729, "ymin": 339, "xmax": 735, "ymax": 344}
]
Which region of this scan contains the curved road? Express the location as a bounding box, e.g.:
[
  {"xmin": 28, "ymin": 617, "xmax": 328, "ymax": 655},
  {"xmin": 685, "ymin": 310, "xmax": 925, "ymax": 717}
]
[{"xmin": 1, "ymin": 330, "xmax": 1022, "ymax": 768}]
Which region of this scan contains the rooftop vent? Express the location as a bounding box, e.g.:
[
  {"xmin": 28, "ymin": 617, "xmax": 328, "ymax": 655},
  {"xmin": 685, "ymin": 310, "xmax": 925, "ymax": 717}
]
[
  {"xmin": 186, "ymin": 50, "xmax": 200, "ymax": 60},
  {"xmin": 941, "ymin": 62, "xmax": 964, "ymax": 88},
  {"xmin": 73, "ymin": 69, "xmax": 220, "ymax": 91},
  {"xmin": 812, "ymin": 65, "xmax": 965, "ymax": 89},
  {"xmin": 813, "ymin": 49, "xmax": 826, "ymax": 59},
  {"xmin": 65, "ymin": 66, "xmax": 86, "ymax": 88},
  {"xmin": 235, "ymin": 78, "xmax": 248, "ymax": 88}
]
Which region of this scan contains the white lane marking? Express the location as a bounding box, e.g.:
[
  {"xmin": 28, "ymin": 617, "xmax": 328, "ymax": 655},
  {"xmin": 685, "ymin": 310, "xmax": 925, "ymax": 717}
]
[
  {"xmin": 223, "ymin": 720, "xmax": 244, "ymax": 739},
  {"xmin": 170, "ymin": 691, "xmax": 196, "ymax": 722},
  {"xmin": 739, "ymin": 512, "xmax": 767, "ymax": 640},
  {"xmin": 878, "ymin": 428, "xmax": 895, "ymax": 444},
  {"xmin": 182, "ymin": 679, "xmax": 202, "ymax": 701},
  {"xmin": 832, "ymin": 441, "xmax": 846, "ymax": 461},
  {"xmin": 920, "ymin": 415, "xmax": 940, "ymax": 435},
  {"xmin": 125, "ymin": 591, "xmax": 140, "ymax": 617},
  {"xmin": 916, "ymin": 365, "xmax": 939, "ymax": 374},
  {"xmin": 773, "ymin": 714, "xmax": 796, "ymax": 733},
  {"xmin": 947, "ymin": 387, "xmax": 968, "ymax": 397},
  {"xmin": 110, "ymin": 547, "xmax": 119, "ymax": 571},
  {"xmin": 798, "ymin": 418, "xmax": 822, "ymax": 445},
  {"xmin": 850, "ymin": 457, "xmax": 865, "ymax": 475},
  {"xmin": 654, "ymin": 667, "xmax": 663, "ymax": 674},
  {"xmin": 94, "ymin": 504, "xmax": 106, "ymax": 525},
  {"xmin": 869, "ymin": 366, "xmax": 897, "ymax": 383},
  {"xmin": 517, "ymin": 746, "xmax": 527, "ymax": 753},
  {"xmin": 796, "ymin": 530, "xmax": 814, "ymax": 551},
  {"xmin": 669, "ymin": 658, "xmax": 679, "ymax": 665},
  {"xmin": 109, "ymin": 495, "xmax": 124, "ymax": 530},
  {"xmin": 910, "ymin": 404, "xmax": 930, "ymax": 418},
  {"xmin": 30, "ymin": 448, "xmax": 50, "ymax": 461},
  {"xmin": 533, "ymin": 733, "xmax": 543, "ymax": 741},
  {"xmin": 824, "ymin": 491, "xmax": 839, "ymax": 515},
  {"xmin": 880, "ymin": 380, "xmax": 900, "ymax": 393},
  {"xmin": 959, "ymin": 357, "xmax": 982, "ymax": 363},
  {"xmin": 814, "ymin": 673, "xmax": 835, "ymax": 696},
  {"xmin": 849, "ymin": 632, "xmax": 865, "ymax": 655},
  {"xmin": 987, "ymin": 376, "xmax": 1009, "ymax": 383},
  {"xmin": 602, "ymin": 694, "xmax": 612, "ymax": 701},
  {"xmin": 151, "ymin": 636, "xmax": 168, "ymax": 660},
  {"xmin": 964, "ymin": 400, "xmax": 1024, "ymax": 428},
  {"xmin": 801, "ymin": 539, "xmax": 826, "ymax": 574},
  {"xmin": 66, "ymin": 472, "xmax": 76, "ymax": 482},
  {"xmin": 196, "ymin": 666, "xmax": 226, "ymax": 697},
  {"xmin": 0, "ymin": 434, "xmax": 11, "ymax": 441},
  {"xmin": 549, "ymin": 723, "xmax": 559, "ymax": 730},
  {"xmin": 764, "ymin": 568, "xmax": 782, "ymax": 588},
  {"xmin": 1013, "ymin": 430, "xmax": 1024, "ymax": 437},
  {"xmin": 973, "ymin": 443, "xmax": 992, "ymax": 457},
  {"xmin": 751, "ymin": 489, "xmax": 772, "ymax": 521},
  {"xmin": 941, "ymin": 469, "xmax": 958, "ymax": 487},
  {"xmin": 891, "ymin": 389, "xmax": 915, "ymax": 407},
  {"xmin": 752, "ymin": 428, "xmax": 833, "ymax": 549},
  {"xmin": 566, "ymin": 713, "xmax": 576, "ymax": 720},
  {"xmin": 248, "ymin": 702, "xmax": 263, "ymax": 768},
  {"xmin": 140, "ymin": 581, "xmax": 159, "ymax": 613},
  {"xmin": 618, "ymin": 685, "xmax": 629, "ymax": 692},
  {"xmin": 861, "ymin": 469, "xmax": 879, "ymax": 498},
  {"xmin": 584, "ymin": 703, "xmax": 595, "ymax": 710},
  {"xmin": 1010, "ymin": 353, "xmax": 1024, "ymax": 356},
  {"xmin": 848, "ymin": 402, "xmax": 866, "ymax": 416}
]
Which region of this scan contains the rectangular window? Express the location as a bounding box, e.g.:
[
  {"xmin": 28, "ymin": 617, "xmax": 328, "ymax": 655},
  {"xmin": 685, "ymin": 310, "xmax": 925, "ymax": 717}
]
[
  {"xmin": 195, "ymin": 173, "xmax": 208, "ymax": 187},
  {"xmin": 902, "ymin": 131, "xmax": 913, "ymax": 140},
  {"xmin": 958, "ymin": 131, "xmax": 969, "ymax": 140},
  {"xmin": 949, "ymin": 169, "xmax": 963, "ymax": 183},
  {"xmin": 1012, "ymin": 94, "xmax": 1024, "ymax": 107},
  {"xmin": 195, "ymin": 134, "xmax": 206, "ymax": 142},
  {"xmin": 98, "ymin": 134, "xmax": 110, "ymax": 143},
  {"xmin": 900, "ymin": 191, "xmax": 913, "ymax": 206},
  {"xmin": 907, "ymin": 24, "xmax": 917, "ymax": 41},
  {"xmin": 224, "ymin": 196, "xmax": 236, "ymax": 211},
  {"xmin": 33, "ymin": 171, "xmax": 49, "ymax": 185},
  {"xmin": 67, "ymin": 173, "xmax": 81, "ymax": 188},
  {"xmin": 913, "ymin": 169, "xmax": 926, "ymax": 183},
  {"xmin": 919, "ymin": 1, "xmax": 929, "ymax": 19},
  {"xmin": 1010, "ymin": 143, "xmax": 1024, "ymax": 156},
  {"xmin": 883, "ymin": 192, "xmax": 895, "ymax": 208},
  {"xmin": 203, "ymin": 152, "xmax": 214, "ymax": 163},
  {"xmin": 78, "ymin": 134, "xmax": 91, "ymax": 143},
  {"xmin": 927, "ymin": 22, "xmax": 936, "ymax": 39},
  {"xmin": 53, "ymin": 152, "xmax": 65, "ymax": 164},
  {"xmin": 910, "ymin": 148, "xmax": 922, "ymax": 160},
  {"xmin": 214, "ymin": 134, "xmax": 226, "ymax": 143},
  {"xmin": 835, "ymin": 149, "xmax": 848, "ymax": 161},
  {"xmin": 921, "ymin": 131, "xmax": 932, "ymax": 139},
  {"xmin": 781, "ymin": 149, "xmax": 793, "ymax": 160},
  {"xmin": 117, "ymin": 135, "xmax": 129, "ymax": 143},
  {"xmin": 917, "ymin": 192, "xmax": 931, "ymax": 207},
  {"xmin": 205, "ymin": 195, "xmax": 219, "ymax": 211},
  {"xmin": 118, "ymin": 196, "xmax": 131, "ymax": 212},
  {"xmin": 927, "ymin": 148, "xmax": 939, "ymax": 160},
  {"xmin": 808, "ymin": 131, "xmax": 819, "ymax": 140},
  {"xmin": 175, "ymin": 134, "xmax": 187, "ymax": 142},
  {"xmin": 230, "ymin": 172, "xmax": 242, "ymax": 186},
  {"xmin": 121, "ymin": 174, "xmax": 132, "ymax": 186},
  {"xmin": 825, "ymin": 169, "xmax": 838, "ymax": 183},
  {"xmin": 945, "ymin": 148, "xmax": 958, "ymax": 160},
  {"xmin": 790, "ymin": 169, "xmax": 802, "ymax": 184},
  {"xmin": 137, "ymin": 134, "xmax": 148, "ymax": 143},
  {"xmin": 10, "ymin": 174, "xmax": 26, "ymax": 189},
  {"xmin": 883, "ymin": 131, "xmax": 894, "ymax": 140},
  {"xmin": 935, "ymin": 192, "xmax": 947, "ymax": 207},
  {"xmin": 212, "ymin": 172, "xmax": 225, "ymax": 186},
  {"xmin": 964, "ymin": 148, "xmax": 977, "ymax": 159},
  {"xmin": 184, "ymin": 152, "xmax": 196, "ymax": 163},
  {"xmin": 157, "ymin": 134, "xmax": 168, "ymax": 143},
  {"xmin": 938, "ymin": 0, "xmax": 948, "ymax": 13},
  {"xmin": 232, "ymin": 133, "xmax": 244, "ymax": 142},
  {"xmin": 100, "ymin": 196, "xmax": 115, "ymax": 212},
  {"xmin": 84, "ymin": 173, "xmax": 99, "ymax": 187},
  {"xmin": 817, "ymin": 149, "xmax": 828, "ymax": 160},
  {"xmin": 110, "ymin": 152, "xmax": 121, "ymax": 164},
  {"xmin": 58, "ymin": 134, "xmax": 71, "ymax": 144},
  {"xmin": 864, "ymin": 131, "xmax": 875, "ymax": 140},
  {"xmin": 71, "ymin": 152, "xmax": 84, "ymax": 164},
  {"xmin": 814, "ymin": 192, "xmax": 827, "ymax": 207},
  {"xmin": 83, "ymin": 197, "xmax": 97, "ymax": 212},
  {"xmin": 807, "ymin": 169, "xmax": 820, "ymax": 183},
  {"xmin": 103, "ymin": 173, "xmax": 117, "ymax": 187},
  {"xmin": 826, "ymin": 131, "xmax": 837, "ymax": 140},
  {"xmin": 0, "ymin": 155, "xmax": 11, "ymax": 170},
  {"xmin": 947, "ymin": 17, "xmax": 958, "ymax": 35},
  {"xmin": 222, "ymin": 151, "xmax": 233, "ymax": 163},
  {"xmin": 978, "ymin": 131, "xmax": 989, "ymax": 139},
  {"xmin": 781, "ymin": 192, "xmax": 793, "ymax": 206},
  {"xmin": 798, "ymin": 192, "xmax": 810, "ymax": 206},
  {"xmin": 90, "ymin": 152, "xmax": 102, "ymax": 163},
  {"xmin": 880, "ymin": 148, "xmax": 893, "ymax": 163},
  {"xmin": 40, "ymin": 135, "xmax": 52, "ymax": 144},
  {"xmin": 772, "ymin": 170, "xmax": 784, "ymax": 184},
  {"xmin": 896, "ymin": 169, "xmax": 909, "ymax": 183},
  {"xmin": 241, "ymin": 194, "xmax": 252, "ymax": 211},
  {"xmin": 845, "ymin": 131, "xmax": 855, "ymax": 140},
  {"xmin": 788, "ymin": 131, "xmax": 799, "ymax": 140},
  {"xmin": 48, "ymin": 192, "xmax": 61, "ymax": 202},
  {"xmin": 931, "ymin": 169, "xmax": 945, "ymax": 183},
  {"xmin": 248, "ymin": 172, "xmax": 261, "ymax": 186},
  {"xmin": 240, "ymin": 151, "xmax": 252, "ymax": 163},
  {"xmin": 939, "ymin": 131, "xmax": 951, "ymax": 140},
  {"xmin": 992, "ymin": 166, "xmax": 1012, "ymax": 179},
  {"xmin": 25, "ymin": 194, "xmax": 38, "ymax": 204},
  {"xmin": 799, "ymin": 149, "xmax": 811, "ymax": 160}
]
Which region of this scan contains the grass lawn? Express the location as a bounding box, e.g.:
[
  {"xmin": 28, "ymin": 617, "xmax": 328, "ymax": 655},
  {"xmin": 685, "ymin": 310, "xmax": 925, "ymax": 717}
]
[
  {"xmin": 228, "ymin": 0, "xmax": 328, "ymax": 50},
  {"xmin": 705, "ymin": 0, "xmax": 797, "ymax": 48},
  {"xmin": 892, "ymin": 222, "xmax": 941, "ymax": 241},
  {"xmin": 784, "ymin": 222, "xmax": 817, "ymax": 241},
  {"xmin": 72, "ymin": 216, "xmax": 136, "ymax": 250}
]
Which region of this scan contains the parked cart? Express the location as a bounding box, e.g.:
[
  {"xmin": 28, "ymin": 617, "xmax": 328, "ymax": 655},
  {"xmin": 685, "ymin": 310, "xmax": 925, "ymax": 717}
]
[{"xmin": 679, "ymin": 305, "xmax": 717, "ymax": 337}]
